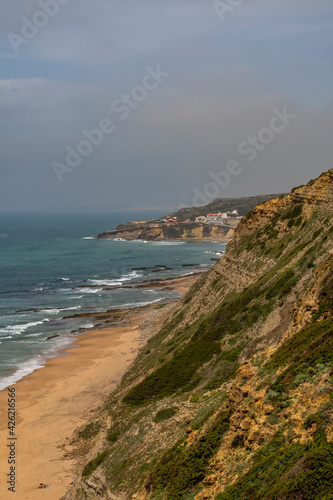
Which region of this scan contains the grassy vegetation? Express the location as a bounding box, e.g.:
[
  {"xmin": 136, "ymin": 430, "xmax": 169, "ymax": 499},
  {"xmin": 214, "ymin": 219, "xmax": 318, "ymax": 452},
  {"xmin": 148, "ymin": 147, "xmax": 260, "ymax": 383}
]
[
  {"xmin": 107, "ymin": 430, "xmax": 120, "ymax": 443},
  {"xmin": 82, "ymin": 450, "xmax": 110, "ymax": 478},
  {"xmin": 152, "ymin": 410, "xmax": 231, "ymax": 499},
  {"xmin": 154, "ymin": 407, "xmax": 177, "ymax": 423},
  {"xmin": 265, "ymin": 269, "xmax": 297, "ymax": 300},
  {"xmin": 122, "ymin": 283, "xmax": 265, "ymax": 406},
  {"xmin": 312, "ymin": 269, "xmax": 333, "ymax": 322},
  {"xmin": 78, "ymin": 421, "xmax": 101, "ymax": 440},
  {"xmin": 216, "ymin": 424, "xmax": 333, "ymax": 500},
  {"xmin": 263, "ymin": 318, "xmax": 333, "ymax": 375},
  {"xmin": 155, "ymin": 303, "xmax": 167, "ymax": 309},
  {"xmin": 123, "ymin": 252, "xmax": 307, "ymax": 407},
  {"xmin": 122, "ymin": 330, "xmax": 220, "ymax": 405},
  {"xmin": 261, "ymin": 317, "xmax": 333, "ymax": 410},
  {"xmin": 281, "ymin": 203, "xmax": 304, "ymax": 221}
]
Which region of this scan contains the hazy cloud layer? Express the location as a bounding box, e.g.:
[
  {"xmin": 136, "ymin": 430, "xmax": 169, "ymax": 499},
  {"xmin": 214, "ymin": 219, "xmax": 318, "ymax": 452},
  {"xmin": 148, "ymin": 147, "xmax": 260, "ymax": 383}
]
[{"xmin": 0, "ymin": 1, "xmax": 332, "ymax": 211}]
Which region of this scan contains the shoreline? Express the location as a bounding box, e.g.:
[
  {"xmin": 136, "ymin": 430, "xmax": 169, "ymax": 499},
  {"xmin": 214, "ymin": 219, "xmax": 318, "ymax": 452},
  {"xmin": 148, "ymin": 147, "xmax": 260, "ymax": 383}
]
[
  {"xmin": 0, "ymin": 272, "xmax": 202, "ymax": 500},
  {"xmin": 0, "ymin": 270, "xmax": 206, "ymax": 392}
]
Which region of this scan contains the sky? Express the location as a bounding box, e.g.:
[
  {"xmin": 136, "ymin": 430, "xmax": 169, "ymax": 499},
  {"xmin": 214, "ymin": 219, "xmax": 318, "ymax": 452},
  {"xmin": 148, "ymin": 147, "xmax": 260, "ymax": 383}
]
[{"xmin": 0, "ymin": 0, "xmax": 332, "ymax": 212}]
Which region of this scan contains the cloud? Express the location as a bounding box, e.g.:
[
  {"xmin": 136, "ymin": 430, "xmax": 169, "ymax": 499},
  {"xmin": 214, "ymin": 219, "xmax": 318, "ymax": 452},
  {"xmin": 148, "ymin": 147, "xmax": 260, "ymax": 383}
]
[{"xmin": 0, "ymin": 1, "xmax": 332, "ymax": 211}]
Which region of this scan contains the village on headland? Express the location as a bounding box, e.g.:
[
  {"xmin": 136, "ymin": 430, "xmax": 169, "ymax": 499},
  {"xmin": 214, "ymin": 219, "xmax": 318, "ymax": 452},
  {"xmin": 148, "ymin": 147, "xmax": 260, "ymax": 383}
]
[
  {"xmin": 129, "ymin": 209, "xmax": 241, "ymax": 229},
  {"xmin": 97, "ymin": 195, "xmax": 282, "ymax": 241},
  {"xmin": 97, "ymin": 211, "xmax": 241, "ymax": 241},
  {"xmin": 153, "ymin": 209, "xmax": 241, "ymax": 226}
]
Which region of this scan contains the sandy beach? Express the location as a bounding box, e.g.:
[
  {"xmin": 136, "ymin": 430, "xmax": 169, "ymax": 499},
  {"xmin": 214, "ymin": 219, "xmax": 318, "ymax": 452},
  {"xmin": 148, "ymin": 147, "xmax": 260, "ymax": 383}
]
[{"xmin": 0, "ymin": 273, "xmax": 202, "ymax": 500}]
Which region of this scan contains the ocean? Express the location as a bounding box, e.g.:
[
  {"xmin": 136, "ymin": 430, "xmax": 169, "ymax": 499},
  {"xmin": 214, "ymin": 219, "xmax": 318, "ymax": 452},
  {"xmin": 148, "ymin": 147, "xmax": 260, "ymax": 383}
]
[{"xmin": 0, "ymin": 212, "xmax": 226, "ymax": 390}]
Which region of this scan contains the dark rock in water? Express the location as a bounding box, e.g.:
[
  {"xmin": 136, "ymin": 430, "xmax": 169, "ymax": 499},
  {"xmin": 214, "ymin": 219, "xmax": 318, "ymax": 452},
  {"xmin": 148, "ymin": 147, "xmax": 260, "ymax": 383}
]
[
  {"xmin": 102, "ymin": 285, "xmax": 134, "ymax": 291},
  {"xmin": 46, "ymin": 335, "xmax": 60, "ymax": 340},
  {"xmin": 182, "ymin": 264, "xmax": 199, "ymax": 267},
  {"xmin": 18, "ymin": 308, "xmax": 40, "ymax": 313},
  {"xmin": 132, "ymin": 267, "xmax": 149, "ymax": 271},
  {"xmin": 151, "ymin": 268, "xmax": 173, "ymax": 272},
  {"xmin": 210, "ymin": 258, "xmax": 220, "ymax": 262}
]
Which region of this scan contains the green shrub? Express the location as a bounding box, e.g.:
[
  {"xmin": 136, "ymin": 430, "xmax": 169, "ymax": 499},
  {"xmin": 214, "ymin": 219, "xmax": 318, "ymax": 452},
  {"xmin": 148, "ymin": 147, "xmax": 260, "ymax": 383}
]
[
  {"xmin": 312, "ymin": 269, "xmax": 333, "ymax": 322},
  {"xmin": 203, "ymin": 363, "xmax": 238, "ymax": 391},
  {"xmin": 311, "ymin": 228, "xmax": 322, "ymax": 241},
  {"xmin": 190, "ymin": 393, "xmax": 203, "ymax": 403},
  {"xmin": 122, "ymin": 334, "xmax": 220, "ymax": 405},
  {"xmin": 123, "ymin": 286, "xmax": 259, "ymax": 406},
  {"xmin": 265, "ymin": 269, "xmax": 296, "ymax": 300},
  {"xmin": 266, "ymin": 413, "xmax": 280, "ymax": 425},
  {"xmin": 281, "ymin": 204, "xmax": 304, "ymax": 221},
  {"xmin": 264, "ymin": 318, "xmax": 333, "ymax": 376},
  {"xmin": 231, "ymin": 434, "xmax": 245, "ymax": 448},
  {"xmin": 154, "ymin": 407, "xmax": 177, "ymax": 423},
  {"xmin": 153, "ymin": 410, "xmax": 231, "ymax": 498},
  {"xmin": 107, "ymin": 431, "xmax": 120, "ymax": 443},
  {"xmin": 264, "ymin": 384, "xmax": 291, "ymax": 410},
  {"xmin": 82, "ymin": 450, "xmax": 110, "ymax": 477},
  {"xmin": 216, "ymin": 427, "xmax": 333, "ymax": 499},
  {"xmin": 78, "ymin": 421, "xmax": 101, "ymax": 440}
]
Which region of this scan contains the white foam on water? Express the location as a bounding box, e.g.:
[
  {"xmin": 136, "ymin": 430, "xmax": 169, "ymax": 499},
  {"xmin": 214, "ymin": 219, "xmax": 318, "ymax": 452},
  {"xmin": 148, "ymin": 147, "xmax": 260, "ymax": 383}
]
[
  {"xmin": 149, "ymin": 241, "xmax": 186, "ymax": 246},
  {"xmin": 0, "ymin": 321, "xmax": 44, "ymax": 337},
  {"xmin": 83, "ymin": 323, "xmax": 94, "ymax": 329},
  {"xmin": 118, "ymin": 298, "xmax": 162, "ymax": 308},
  {"xmin": 88, "ymin": 271, "xmax": 141, "ymax": 287},
  {"xmin": 0, "ymin": 357, "xmax": 45, "ymax": 390},
  {"xmin": 78, "ymin": 288, "xmax": 104, "ymax": 294},
  {"xmin": 39, "ymin": 306, "xmax": 81, "ymax": 314},
  {"xmin": 0, "ymin": 335, "xmax": 76, "ymax": 390},
  {"xmin": 82, "ymin": 236, "xmax": 95, "ymax": 240}
]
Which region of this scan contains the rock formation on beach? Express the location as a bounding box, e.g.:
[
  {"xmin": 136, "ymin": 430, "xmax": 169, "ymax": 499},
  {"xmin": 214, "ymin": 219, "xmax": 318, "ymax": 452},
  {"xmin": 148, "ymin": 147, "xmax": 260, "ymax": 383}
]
[{"xmin": 63, "ymin": 169, "xmax": 333, "ymax": 500}]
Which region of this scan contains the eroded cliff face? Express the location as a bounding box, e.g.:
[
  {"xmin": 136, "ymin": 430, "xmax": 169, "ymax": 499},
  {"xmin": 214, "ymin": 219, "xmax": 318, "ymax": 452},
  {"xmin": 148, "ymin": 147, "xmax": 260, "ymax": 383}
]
[
  {"xmin": 177, "ymin": 169, "xmax": 333, "ymax": 325},
  {"xmin": 97, "ymin": 223, "xmax": 234, "ymax": 242},
  {"xmin": 63, "ymin": 169, "xmax": 333, "ymax": 500}
]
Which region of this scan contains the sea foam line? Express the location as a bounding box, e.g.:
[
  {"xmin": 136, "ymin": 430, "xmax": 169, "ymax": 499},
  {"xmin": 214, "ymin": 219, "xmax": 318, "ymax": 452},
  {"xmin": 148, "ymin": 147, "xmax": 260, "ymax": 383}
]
[{"xmin": 0, "ymin": 336, "xmax": 76, "ymax": 391}]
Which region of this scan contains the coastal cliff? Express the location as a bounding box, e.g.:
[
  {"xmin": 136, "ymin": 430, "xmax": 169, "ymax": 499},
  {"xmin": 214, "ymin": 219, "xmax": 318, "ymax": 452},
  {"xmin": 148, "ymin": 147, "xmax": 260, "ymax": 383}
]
[
  {"xmin": 97, "ymin": 223, "xmax": 234, "ymax": 242},
  {"xmin": 64, "ymin": 169, "xmax": 333, "ymax": 500}
]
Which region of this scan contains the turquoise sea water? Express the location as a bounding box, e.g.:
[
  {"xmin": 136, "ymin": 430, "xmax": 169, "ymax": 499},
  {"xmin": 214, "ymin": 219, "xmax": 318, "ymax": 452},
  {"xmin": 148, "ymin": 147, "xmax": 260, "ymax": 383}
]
[{"xmin": 0, "ymin": 212, "xmax": 226, "ymax": 389}]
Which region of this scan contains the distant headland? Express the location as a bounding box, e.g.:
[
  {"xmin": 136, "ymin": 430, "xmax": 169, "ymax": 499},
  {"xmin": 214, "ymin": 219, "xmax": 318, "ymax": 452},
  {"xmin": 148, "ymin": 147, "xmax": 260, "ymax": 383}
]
[{"xmin": 96, "ymin": 193, "xmax": 283, "ymax": 242}]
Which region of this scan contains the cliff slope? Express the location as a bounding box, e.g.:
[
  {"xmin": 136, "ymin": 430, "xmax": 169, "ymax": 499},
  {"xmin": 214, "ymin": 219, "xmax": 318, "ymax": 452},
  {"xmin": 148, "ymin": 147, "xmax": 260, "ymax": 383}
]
[{"xmin": 63, "ymin": 170, "xmax": 333, "ymax": 500}]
